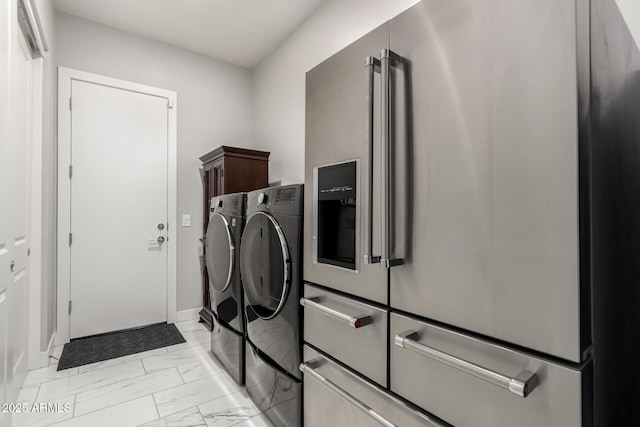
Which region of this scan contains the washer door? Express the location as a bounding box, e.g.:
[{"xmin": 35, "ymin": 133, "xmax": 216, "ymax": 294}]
[
  {"xmin": 240, "ymin": 212, "xmax": 291, "ymax": 320},
  {"xmin": 206, "ymin": 213, "xmax": 235, "ymax": 293}
]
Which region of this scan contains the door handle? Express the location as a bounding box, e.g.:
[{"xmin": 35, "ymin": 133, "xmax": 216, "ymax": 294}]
[
  {"xmin": 395, "ymin": 330, "xmax": 538, "ymax": 398},
  {"xmin": 300, "ymin": 360, "xmax": 397, "ymax": 427},
  {"xmin": 300, "ymin": 297, "xmax": 372, "ymax": 328},
  {"xmin": 364, "ymin": 56, "xmax": 381, "ymax": 265},
  {"xmin": 380, "ymin": 49, "xmax": 405, "ymax": 268},
  {"xmin": 157, "ymin": 236, "xmax": 165, "ymax": 244}
]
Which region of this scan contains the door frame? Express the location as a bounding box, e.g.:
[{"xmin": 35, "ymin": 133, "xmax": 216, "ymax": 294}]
[
  {"xmin": 56, "ymin": 67, "xmax": 178, "ymax": 345},
  {"xmin": 27, "ymin": 49, "xmax": 42, "ymax": 370}
]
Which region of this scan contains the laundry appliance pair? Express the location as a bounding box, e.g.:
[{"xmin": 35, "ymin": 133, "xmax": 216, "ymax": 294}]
[{"xmin": 205, "ymin": 184, "xmax": 304, "ymax": 426}]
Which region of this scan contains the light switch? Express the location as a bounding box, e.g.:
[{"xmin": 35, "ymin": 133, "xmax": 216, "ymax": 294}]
[{"xmin": 182, "ymin": 214, "xmax": 191, "ymax": 227}]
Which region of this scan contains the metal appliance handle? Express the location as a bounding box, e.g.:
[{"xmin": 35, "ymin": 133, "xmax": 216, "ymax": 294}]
[
  {"xmin": 300, "ymin": 297, "xmax": 371, "ymax": 328},
  {"xmin": 364, "ymin": 56, "xmax": 381, "ymax": 265},
  {"xmin": 214, "ymin": 213, "xmax": 235, "ymax": 293},
  {"xmin": 300, "ymin": 361, "xmax": 397, "ymax": 427},
  {"xmin": 395, "ymin": 331, "xmax": 538, "ymax": 398},
  {"xmin": 380, "ymin": 49, "xmax": 404, "ymax": 268}
]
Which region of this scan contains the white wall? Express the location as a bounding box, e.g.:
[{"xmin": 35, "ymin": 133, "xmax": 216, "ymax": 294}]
[
  {"xmin": 252, "ymin": 0, "xmax": 418, "ymax": 185},
  {"xmin": 56, "ymin": 12, "xmax": 254, "ymax": 312}
]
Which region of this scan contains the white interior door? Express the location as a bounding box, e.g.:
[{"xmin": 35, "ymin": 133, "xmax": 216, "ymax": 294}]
[
  {"xmin": 0, "ymin": 3, "xmax": 11, "ymax": 420},
  {"xmin": 69, "ymin": 80, "xmax": 169, "ymax": 339},
  {"xmin": 6, "ymin": 26, "xmax": 32, "ymax": 401}
]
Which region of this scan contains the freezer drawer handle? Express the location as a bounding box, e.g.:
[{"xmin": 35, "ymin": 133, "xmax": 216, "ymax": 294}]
[
  {"xmin": 300, "ymin": 297, "xmax": 372, "ymax": 328},
  {"xmin": 300, "ymin": 361, "xmax": 397, "ymax": 427},
  {"xmin": 395, "ymin": 331, "xmax": 538, "ymax": 398}
]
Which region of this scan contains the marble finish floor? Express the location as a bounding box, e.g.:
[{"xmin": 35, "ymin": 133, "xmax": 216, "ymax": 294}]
[{"xmin": 11, "ymin": 320, "xmax": 274, "ymax": 427}]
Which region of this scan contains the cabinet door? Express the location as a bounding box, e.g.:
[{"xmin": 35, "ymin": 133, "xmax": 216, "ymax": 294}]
[
  {"xmin": 210, "ymin": 159, "xmax": 224, "ymax": 196},
  {"xmin": 389, "ymin": 0, "xmax": 584, "ymax": 362},
  {"xmin": 202, "ymin": 168, "xmax": 211, "ymax": 231}
]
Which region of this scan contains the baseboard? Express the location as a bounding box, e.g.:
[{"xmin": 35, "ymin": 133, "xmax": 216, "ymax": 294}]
[
  {"xmin": 176, "ymin": 307, "xmax": 201, "ymax": 323},
  {"xmin": 39, "ymin": 332, "xmax": 56, "ymax": 367}
]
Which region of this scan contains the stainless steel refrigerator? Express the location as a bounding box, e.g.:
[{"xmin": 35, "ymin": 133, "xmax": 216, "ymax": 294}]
[{"xmin": 301, "ymin": 0, "xmax": 640, "ymax": 425}]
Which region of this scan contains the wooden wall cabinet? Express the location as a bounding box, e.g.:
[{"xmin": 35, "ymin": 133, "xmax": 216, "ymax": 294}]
[{"xmin": 199, "ymin": 146, "xmax": 270, "ymax": 329}]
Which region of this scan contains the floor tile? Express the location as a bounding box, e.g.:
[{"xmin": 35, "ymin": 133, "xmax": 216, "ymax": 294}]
[
  {"xmin": 175, "ymin": 320, "xmax": 207, "ymax": 334},
  {"xmin": 52, "ymin": 395, "xmax": 158, "ymax": 427},
  {"xmin": 14, "ymin": 322, "xmax": 281, "ymax": 427},
  {"xmin": 177, "ymin": 357, "xmax": 225, "ymax": 383},
  {"xmin": 15, "ymin": 383, "xmax": 40, "ymax": 406},
  {"xmin": 199, "ymin": 390, "xmax": 261, "ymax": 427},
  {"xmin": 139, "ymin": 406, "xmax": 205, "ymax": 427},
  {"xmin": 38, "ymin": 360, "xmax": 145, "ymax": 401},
  {"xmin": 179, "ymin": 329, "xmax": 211, "ymax": 347},
  {"xmin": 154, "ymin": 373, "xmax": 241, "ymax": 418},
  {"xmin": 73, "ymin": 367, "xmax": 183, "ymax": 416},
  {"xmin": 164, "ymin": 339, "xmax": 208, "ymax": 353},
  {"xmin": 78, "ymin": 347, "xmax": 168, "ymax": 374},
  {"xmin": 232, "ymin": 414, "xmax": 274, "ymax": 427},
  {"xmin": 12, "ymin": 395, "xmax": 74, "ymax": 427},
  {"xmin": 23, "ymin": 363, "xmax": 79, "ymax": 387},
  {"xmin": 143, "ymin": 345, "xmax": 212, "ymax": 374},
  {"xmin": 51, "ymin": 345, "xmax": 64, "ymax": 360}
]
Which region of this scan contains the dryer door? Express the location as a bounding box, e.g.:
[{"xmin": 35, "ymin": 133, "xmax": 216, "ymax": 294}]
[
  {"xmin": 206, "ymin": 213, "xmax": 235, "ymax": 293},
  {"xmin": 240, "ymin": 212, "xmax": 291, "ymax": 320}
]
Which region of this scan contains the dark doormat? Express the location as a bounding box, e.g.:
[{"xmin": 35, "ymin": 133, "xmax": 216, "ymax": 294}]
[{"xmin": 57, "ymin": 323, "xmax": 186, "ymax": 371}]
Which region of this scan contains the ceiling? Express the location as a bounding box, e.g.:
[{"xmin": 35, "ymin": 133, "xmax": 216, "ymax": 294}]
[{"xmin": 53, "ymin": 0, "xmax": 326, "ymax": 69}]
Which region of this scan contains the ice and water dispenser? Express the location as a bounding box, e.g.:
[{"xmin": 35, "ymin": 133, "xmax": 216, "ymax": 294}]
[{"xmin": 315, "ymin": 161, "xmax": 357, "ymax": 270}]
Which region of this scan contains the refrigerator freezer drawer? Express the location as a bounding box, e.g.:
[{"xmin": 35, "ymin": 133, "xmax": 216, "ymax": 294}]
[
  {"xmin": 390, "ymin": 313, "xmax": 590, "ymax": 427},
  {"xmin": 303, "ymin": 283, "xmax": 388, "ymax": 386},
  {"xmin": 302, "ymin": 345, "xmax": 447, "ymax": 427}
]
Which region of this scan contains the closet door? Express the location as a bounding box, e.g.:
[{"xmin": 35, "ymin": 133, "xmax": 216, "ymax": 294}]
[
  {"xmin": 0, "ymin": 0, "xmax": 11, "ymax": 421},
  {"xmin": 5, "ymin": 17, "xmax": 33, "ymax": 403}
]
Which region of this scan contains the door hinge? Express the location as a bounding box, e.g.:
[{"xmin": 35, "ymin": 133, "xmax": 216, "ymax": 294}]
[
  {"xmin": 68, "ymin": 300, "xmax": 72, "ymax": 314},
  {"xmin": 69, "ymin": 233, "xmax": 72, "ymax": 246},
  {"xmin": 221, "ymin": 169, "xmax": 224, "ymax": 177},
  {"xmin": 69, "ymin": 98, "xmax": 72, "ymax": 110},
  {"xmin": 167, "ymin": 99, "xmax": 173, "ymax": 109},
  {"xmin": 69, "ymin": 165, "xmax": 73, "ymax": 178}
]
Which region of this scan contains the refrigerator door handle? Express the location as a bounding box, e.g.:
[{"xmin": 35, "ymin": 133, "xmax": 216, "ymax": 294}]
[
  {"xmin": 300, "ymin": 297, "xmax": 372, "ymax": 328},
  {"xmin": 395, "ymin": 330, "xmax": 539, "ymax": 398},
  {"xmin": 364, "ymin": 56, "xmax": 381, "ymax": 265},
  {"xmin": 380, "ymin": 49, "xmax": 404, "ymax": 268},
  {"xmin": 300, "ymin": 360, "xmax": 398, "ymax": 427}
]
